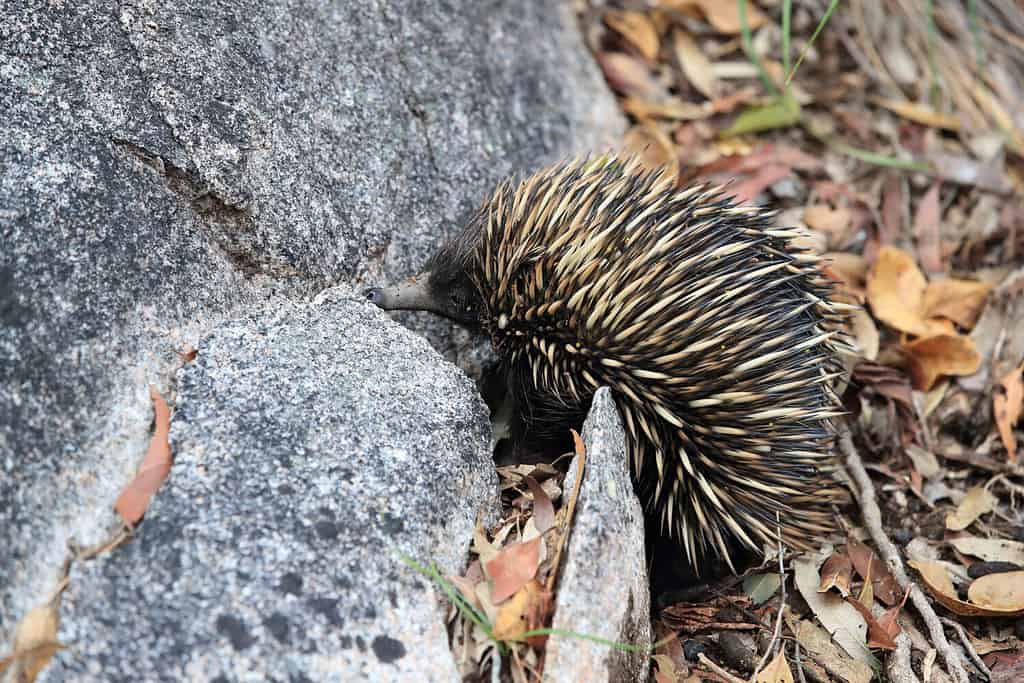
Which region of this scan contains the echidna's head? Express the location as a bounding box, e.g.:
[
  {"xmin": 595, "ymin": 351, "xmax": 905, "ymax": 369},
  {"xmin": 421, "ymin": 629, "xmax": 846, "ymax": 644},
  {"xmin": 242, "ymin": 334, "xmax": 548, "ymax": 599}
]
[{"xmin": 365, "ymin": 220, "xmax": 485, "ymax": 327}]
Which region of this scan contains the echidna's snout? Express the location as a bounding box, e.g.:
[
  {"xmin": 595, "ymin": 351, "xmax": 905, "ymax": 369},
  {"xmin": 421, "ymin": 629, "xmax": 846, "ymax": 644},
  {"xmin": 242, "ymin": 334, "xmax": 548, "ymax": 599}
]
[{"xmin": 363, "ymin": 275, "xmax": 435, "ymax": 313}]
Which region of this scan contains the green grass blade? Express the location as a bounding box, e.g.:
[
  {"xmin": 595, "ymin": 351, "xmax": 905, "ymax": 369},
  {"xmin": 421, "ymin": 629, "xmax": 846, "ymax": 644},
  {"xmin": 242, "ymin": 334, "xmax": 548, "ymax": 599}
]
[
  {"xmin": 967, "ymin": 0, "xmax": 985, "ymax": 72},
  {"xmin": 399, "ymin": 554, "xmax": 502, "ymax": 650},
  {"xmin": 786, "ymin": 0, "xmax": 840, "ymax": 85},
  {"xmin": 738, "ymin": 0, "xmax": 779, "ymax": 96},
  {"xmin": 782, "ymin": 0, "xmax": 792, "ymax": 76}
]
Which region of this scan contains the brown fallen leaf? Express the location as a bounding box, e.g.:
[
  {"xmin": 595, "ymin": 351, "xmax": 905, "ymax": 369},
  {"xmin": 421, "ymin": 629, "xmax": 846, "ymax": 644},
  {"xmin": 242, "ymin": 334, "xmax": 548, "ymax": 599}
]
[
  {"xmin": 485, "ymin": 537, "xmax": 542, "ymax": 604},
  {"xmin": 672, "ymin": 28, "xmax": 717, "ymax": 99},
  {"xmin": 949, "ymin": 537, "xmax": 1024, "ymax": 565},
  {"xmin": 115, "ymin": 385, "xmax": 173, "ymax": 525},
  {"xmin": 524, "ymin": 475, "xmax": 555, "ymax": 534},
  {"xmin": 879, "ymin": 176, "xmax": 904, "ymax": 246},
  {"xmin": 605, "ymin": 10, "xmax": 660, "ymax": 62},
  {"xmin": 904, "ymin": 334, "xmax": 982, "ymax": 391},
  {"xmin": 818, "ymin": 551, "xmax": 853, "ymax": 598},
  {"xmin": 846, "ymin": 538, "xmax": 901, "ymax": 607},
  {"xmin": 912, "ymin": 182, "xmax": 942, "ymax": 275},
  {"xmin": 754, "ymin": 650, "xmax": 795, "ymax": 683},
  {"xmin": 0, "ymin": 603, "xmax": 64, "ymax": 682},
  {"xmin": 866, "ymin": 246, "xmax": 946, "ymax": 337},
  {"xmin": 910, "ymin": 561, "xmax": 1024, "ymax": 617},
  {"xmin": 993, "ymin": 364, "xmax": 1023, "ymax": 462},
  {"xmin": 850, "ymin": 309, "xmax": 880, "ymax": 361},
  {"xmin": 596, "ymin": 51, "xmax": 666, "ymax": 101},
  {"xmin": 968, "ymin": 571, "xmax": 1024, "ymax": 611},
  {"xmin": 946, "ymin": 486, "xmax": 998, "ymax": 531},
  {"xmin": 870, "ymin": 97, "xmax": 962, "ymax": 131},
  {"xmin": 804, "ymin": 205, "xmax": 852, "ymax": 238},
  {"xmin": 922, "ymin": 278, "xmax": 993, "ymax": 330},
  {"xmin": 663, "ymin": 0, "xmax": 768, "ymax": 34}
]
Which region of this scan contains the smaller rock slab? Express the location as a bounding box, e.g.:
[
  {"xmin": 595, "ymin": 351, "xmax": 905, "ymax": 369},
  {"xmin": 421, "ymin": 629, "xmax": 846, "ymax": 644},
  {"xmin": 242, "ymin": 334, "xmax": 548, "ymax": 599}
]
[
  {"xmin": 544, "ymin": 388, "xmax": 652, "ymax": 682},
  {"xmin": 45, "ymin": 298, "xmax": 498, "ymax": 682}
]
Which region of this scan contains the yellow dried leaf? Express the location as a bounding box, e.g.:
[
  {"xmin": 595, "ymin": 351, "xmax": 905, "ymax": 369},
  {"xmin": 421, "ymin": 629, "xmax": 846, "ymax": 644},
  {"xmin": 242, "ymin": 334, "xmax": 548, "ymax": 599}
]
[
  {"xmin": 911, "ymin": 561, "xmax": 1024, "ymax": 617},
  {"xmin": 662, "ymin": 0, "xmax": 767, "ymax": 34},
  {"xmin": 922, "ymin": 278, "xmax": 992, "ymax": 330},
  {"xmin": 866, "ymin": 246, "xmax": 944, "ymax": 337},
  {"xmin": 755, "ymin": 650, "xmax": 795, "ymax": 683},
  {"xmin": 804, "ymin": 205, "xmax": 852, "ymax": 236},
  {"xmin": 945, "ymin": 486, "xmax": 997, "ymax": 531},
  {"xmin": 904, "ymin": 334, "xmax": 981, "ymax": 391},
  {"xmin": 672, "ymin": 28, "xmax": 717, "ymax": 99},
  {"xmin": 3, "ymin": 603, "xmax": 64, "ymax": 682},
  {"xmin": 605, "ymin": 10, "xmax": 660, "ymax": 62},
  {"xmin": 967, "ymin": 571, "xmax": 1024, "ymax": 611},
  {"xmin": 870, "ymin": 97, "xmax": 962, "ymax": 131}
]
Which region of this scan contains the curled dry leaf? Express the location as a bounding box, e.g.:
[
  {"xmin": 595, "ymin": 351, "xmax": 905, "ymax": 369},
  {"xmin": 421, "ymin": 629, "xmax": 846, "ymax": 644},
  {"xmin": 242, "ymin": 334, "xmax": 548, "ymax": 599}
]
[
  {"xmin": 671, "ymin": 28, "xmax": 716, "ymax": 99},
  {"xmin": 605, "ymin": 10, "xmax": 660, "ymax": 62},
  {"xmin": 910, "ymin": 561, "xmax": 1024, "ymax": 617},
  {"xmin": 904, "ymin": 334, "xmax": 982, "ymax": 391},
  {"xmin": 945, "ymin": 486, "xmax": 998, "ymax": 531},
  {"xmin": 993, "ymin": 364, "xmax": 1023, "ymax": 462},
  {"xmin": 818, "ymin": 551, "xmax": 853, "ymax": 598},
  {"xmin": 485, "ymin": 537, "xmax": 542, "ymax": 604},
  {"xmin": 922, "ymin": 278, "xmax": 993, "ymax": 330},
  {"xmin": 115, "ymin": 385, "xmax": 173, "ymax": 526}
]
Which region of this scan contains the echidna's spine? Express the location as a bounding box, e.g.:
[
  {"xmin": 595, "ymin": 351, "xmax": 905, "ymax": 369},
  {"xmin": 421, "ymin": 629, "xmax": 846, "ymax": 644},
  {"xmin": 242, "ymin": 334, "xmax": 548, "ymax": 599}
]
[{"xmin": 471, "ymin": 154, "xmax": 850, "ymax": 567}]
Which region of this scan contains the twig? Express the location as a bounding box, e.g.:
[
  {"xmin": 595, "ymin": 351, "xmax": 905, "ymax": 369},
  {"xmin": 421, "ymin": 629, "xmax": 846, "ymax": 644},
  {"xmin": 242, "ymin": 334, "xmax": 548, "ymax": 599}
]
[
  {"xmin": 840, "ymin": 429, "xmax": 970, "ymax": 683},
  {"xmin": 749, "ymin": 514, "xmax": 787, "ymax": 681},
  {"xmin": 940, "ymin": 617, "xmax": 993, "ymax": 680},
  {"xmin": 793, "ymin": 639, "xmax": 808, "ymax": 683},
  {"xmin": 887, "ymin": 633, "xmax": 921, "ymax": 683},
  {"xmin": 546, "ymin": 431, "xmax": 587, "ymax": 592},
  {"xmin": 698, "ymin": 652, "xmax": 748, "ymax": 683}
]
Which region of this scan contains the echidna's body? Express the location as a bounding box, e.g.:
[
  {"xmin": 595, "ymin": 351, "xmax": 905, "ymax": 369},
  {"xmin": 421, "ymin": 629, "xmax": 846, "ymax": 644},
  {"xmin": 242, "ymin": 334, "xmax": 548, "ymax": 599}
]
[{"xmin": 368, "ymin": 154, "xmax": 849, "ymax": 567}]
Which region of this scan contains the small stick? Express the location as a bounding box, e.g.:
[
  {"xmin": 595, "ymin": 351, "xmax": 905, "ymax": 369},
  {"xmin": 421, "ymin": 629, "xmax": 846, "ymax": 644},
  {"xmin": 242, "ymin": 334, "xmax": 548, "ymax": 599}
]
[
  {"xmin": 840, "ymin": 429, "xmax": 970, "ymax": 683},
  {"xmin": 749, "ymin": 513, "xmax": 787, "ymax": 681},
  {"xmin": 546, "ymin": 430, "xmax": 587, "ymax": 593},
  {"xmin": 698, "ymin": 652, "xmax": 748, "ymax": 683},
  {"xmin": 940, "ymin": 617, "xmax": 993, "ymax": 680}
]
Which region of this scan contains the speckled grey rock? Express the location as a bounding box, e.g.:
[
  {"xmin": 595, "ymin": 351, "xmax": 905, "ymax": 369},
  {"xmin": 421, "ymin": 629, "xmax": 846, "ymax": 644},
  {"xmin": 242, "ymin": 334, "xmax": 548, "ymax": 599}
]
[
  {"xmin": 0, "ymin": 0, "xmax": 624, "ymax": 645},
  {"xmin": 544, "ymin": 388, "xmax": 652, "ymax": 683},
  {"xmin": 42, "ymin": 299, "xmax": 497, "ymax": 681}
]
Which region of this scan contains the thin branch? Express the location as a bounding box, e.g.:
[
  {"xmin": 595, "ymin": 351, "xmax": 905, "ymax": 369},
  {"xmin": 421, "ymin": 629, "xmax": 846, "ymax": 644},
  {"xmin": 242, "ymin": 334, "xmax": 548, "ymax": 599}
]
[{"xmin": 840, "ymin": 430, "xmax": 970, "ymax": 683}]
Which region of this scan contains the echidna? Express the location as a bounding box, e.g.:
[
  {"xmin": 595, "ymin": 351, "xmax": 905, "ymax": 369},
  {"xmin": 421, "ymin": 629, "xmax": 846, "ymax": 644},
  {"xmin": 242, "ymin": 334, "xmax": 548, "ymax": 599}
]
[{"xmin": 367, "ymin": 154, "xmax": 850, "ymax": 568}]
